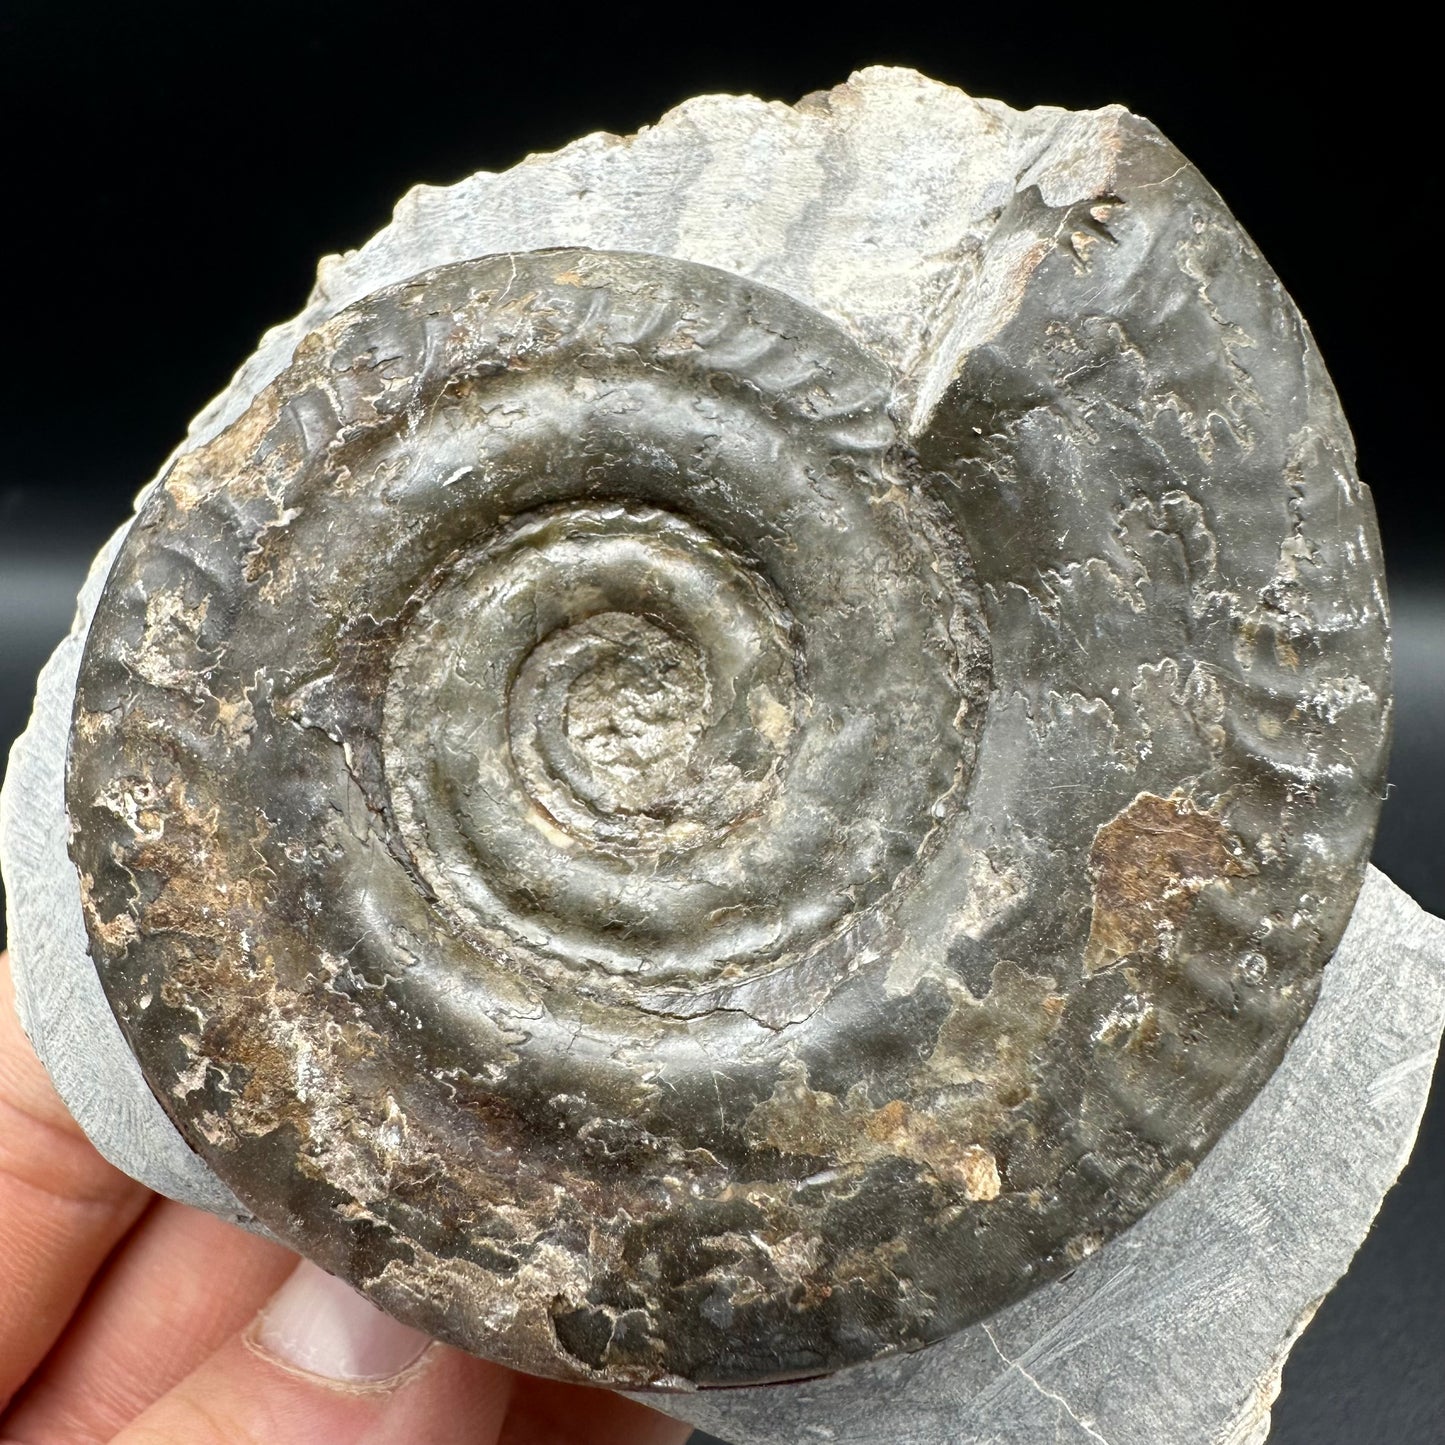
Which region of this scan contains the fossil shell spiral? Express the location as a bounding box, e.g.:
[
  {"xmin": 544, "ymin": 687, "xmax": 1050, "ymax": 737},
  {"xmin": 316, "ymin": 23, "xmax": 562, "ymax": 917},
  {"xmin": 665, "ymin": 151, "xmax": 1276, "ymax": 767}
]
[{"xmin": 64, "ymin": 72, "xmax": 1390, "ymax": 1388}]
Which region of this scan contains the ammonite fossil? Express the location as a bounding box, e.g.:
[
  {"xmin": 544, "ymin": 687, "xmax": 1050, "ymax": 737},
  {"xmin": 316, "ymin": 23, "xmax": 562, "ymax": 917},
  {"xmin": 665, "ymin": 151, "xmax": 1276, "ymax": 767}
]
[{"xmin": 58, "ymin": 70, "xmax": 1389, "ymax": 1388}]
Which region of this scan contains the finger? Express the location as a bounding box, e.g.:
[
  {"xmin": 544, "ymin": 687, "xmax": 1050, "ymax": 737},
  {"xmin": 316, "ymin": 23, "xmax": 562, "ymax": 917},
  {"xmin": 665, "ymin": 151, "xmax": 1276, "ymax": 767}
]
[
  {"xmin": 2, "ymin": 1198, "xmax": 294, "ymax": 1443},
  {"xmin": 499, "ymin": 1375, "xmax": 694, "ymax": 1445},
  {"xmin": 0, "ymin": 952, "xmax": 149, "ymax": 1409},
  {"xmin": 109, "ymin": 1260, "xmax": 513, "ymax": 1445}
]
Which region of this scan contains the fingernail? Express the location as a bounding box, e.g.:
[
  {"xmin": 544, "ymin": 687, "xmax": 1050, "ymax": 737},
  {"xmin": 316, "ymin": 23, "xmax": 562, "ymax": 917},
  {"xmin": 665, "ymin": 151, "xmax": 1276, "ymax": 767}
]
[{"xmin": 250, "ymin": 1260, "xmax": 433, "ymax": 1386}]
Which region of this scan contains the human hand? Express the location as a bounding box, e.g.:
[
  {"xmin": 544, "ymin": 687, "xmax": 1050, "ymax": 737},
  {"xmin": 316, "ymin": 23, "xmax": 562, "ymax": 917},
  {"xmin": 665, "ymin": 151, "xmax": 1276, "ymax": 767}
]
[{"xmin": 0, "ymin": 950, "xmax": 693, "ymax": 1444}]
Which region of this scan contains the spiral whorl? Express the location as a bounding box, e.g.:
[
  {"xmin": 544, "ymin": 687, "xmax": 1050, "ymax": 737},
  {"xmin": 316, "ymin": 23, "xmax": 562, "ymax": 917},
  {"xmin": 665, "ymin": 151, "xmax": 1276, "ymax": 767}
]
[{"xmin": 65, "ymin": 100, "xmax": 1390, "ymax": 1388}]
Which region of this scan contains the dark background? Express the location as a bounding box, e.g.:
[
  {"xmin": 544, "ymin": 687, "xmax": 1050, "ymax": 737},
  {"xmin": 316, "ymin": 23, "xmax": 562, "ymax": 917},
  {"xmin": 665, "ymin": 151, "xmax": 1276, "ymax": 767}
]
[{"xmin": 0, "ymin": 5, "xmax": 1437, "ymax": 1440}]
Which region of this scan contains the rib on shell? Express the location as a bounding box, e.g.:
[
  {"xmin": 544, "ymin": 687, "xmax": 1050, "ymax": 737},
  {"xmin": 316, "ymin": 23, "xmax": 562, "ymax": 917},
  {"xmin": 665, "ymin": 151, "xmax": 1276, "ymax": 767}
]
[{"xmin": 64, "ymin": 70, "xmax": 1389, "ymax": 1388}]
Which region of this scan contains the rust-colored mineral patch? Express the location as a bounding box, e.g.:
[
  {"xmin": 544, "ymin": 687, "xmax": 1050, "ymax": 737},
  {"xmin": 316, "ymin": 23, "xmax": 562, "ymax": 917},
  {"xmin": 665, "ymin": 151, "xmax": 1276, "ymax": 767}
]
[{"xmin": 1085, "ymin": 791, "xmax": 1246, "ymax": 974}]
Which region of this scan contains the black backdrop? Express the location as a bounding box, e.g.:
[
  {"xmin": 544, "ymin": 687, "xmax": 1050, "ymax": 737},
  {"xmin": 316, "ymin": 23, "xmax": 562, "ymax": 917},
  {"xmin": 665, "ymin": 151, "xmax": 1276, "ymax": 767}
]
[{"xmin": 0, "ymin": 5, "xmax": 1438, "ymax": 1440}]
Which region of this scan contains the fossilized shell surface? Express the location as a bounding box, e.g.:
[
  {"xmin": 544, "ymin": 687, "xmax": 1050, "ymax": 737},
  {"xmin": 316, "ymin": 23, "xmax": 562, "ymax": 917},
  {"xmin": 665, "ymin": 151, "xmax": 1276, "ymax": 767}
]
[{"xmin": 65, "ymin": 72, "xmax": 1390, "ymax": 1388}]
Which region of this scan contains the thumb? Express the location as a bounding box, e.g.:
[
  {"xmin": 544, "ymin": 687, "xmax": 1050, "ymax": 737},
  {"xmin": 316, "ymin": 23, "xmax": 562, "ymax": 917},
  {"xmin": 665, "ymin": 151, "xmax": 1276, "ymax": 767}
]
[{"xmin": 111, "ymin": 1260, "xmax": 513, "ymax": 1445}]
